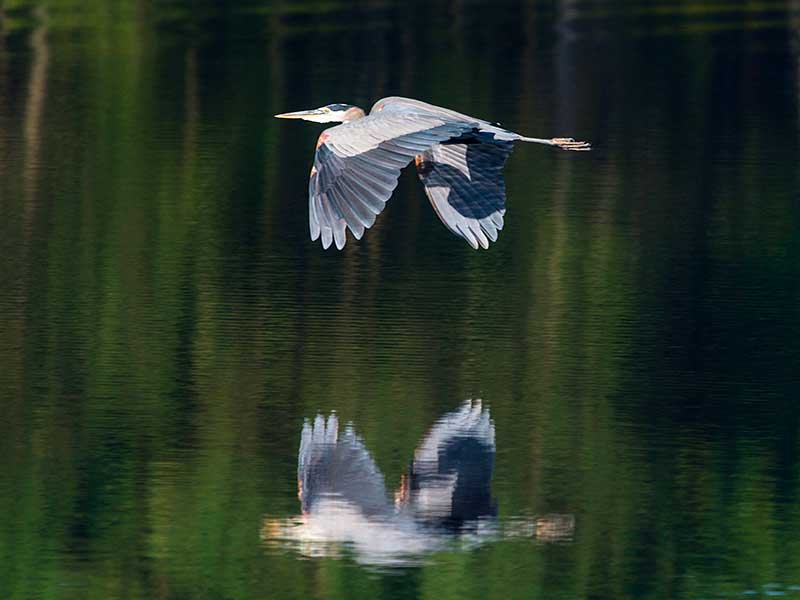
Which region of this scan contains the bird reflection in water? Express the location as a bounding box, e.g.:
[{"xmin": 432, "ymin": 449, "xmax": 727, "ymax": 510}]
[{"xmin": 262, "ymin": 400, "xmax": 575, "ymax": 566}]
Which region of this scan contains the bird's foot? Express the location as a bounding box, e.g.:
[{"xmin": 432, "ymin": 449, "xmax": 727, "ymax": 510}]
[{"xmin": 552, "ymin": 138, "xmax": 591, "ymax": 151}]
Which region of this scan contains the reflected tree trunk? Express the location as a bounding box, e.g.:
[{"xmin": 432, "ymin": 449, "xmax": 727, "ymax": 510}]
[
  {"xmin": 555, "ymin": 0, "xmax": 579, "ymax": 138},
  {"xmin": 182, "ymin": 47, "xmax": 198, "ymax": 188},
  {"xmin": 24, "ymin": 4, "xmax": 48, "ymax": 224},
  {"xmin": 0, "ymin": 6, "xmax": 6, "ymax": 184},
  {"xmin": 1, "ymin": 5, "xmax": 50, "ymax": 536},
  {"xmin": 793, "ymin": 0, "xmax": 800, "ymax": 142}
]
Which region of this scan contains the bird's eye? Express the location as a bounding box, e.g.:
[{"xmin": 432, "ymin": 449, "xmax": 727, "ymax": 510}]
[{"xmin": 323, "ymin": 107, "xmax": 332, "ymax": 113}]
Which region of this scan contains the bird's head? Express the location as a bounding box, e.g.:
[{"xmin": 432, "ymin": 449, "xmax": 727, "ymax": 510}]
[{"xmin": 274, "ymin": 103, "xmax": 365, "ymax": 123}]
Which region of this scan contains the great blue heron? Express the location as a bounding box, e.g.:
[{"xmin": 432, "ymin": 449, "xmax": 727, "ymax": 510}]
[
  {"xmin": 275, "ymin": 97, "xmax": 590, "ymax": 250},
  {"xmin": 263, "ymin": 400, "xmax": 498, "ymax": 565},
  {"xmin": 298, "ymin": 399, "xmax": 496, "ymax": 527},
  {"xmin": 262, "ymin": 400, "xmax": 576, "ymax": 566}
]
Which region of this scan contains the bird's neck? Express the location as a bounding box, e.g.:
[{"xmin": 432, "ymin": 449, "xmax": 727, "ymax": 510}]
[{"xmin": 342, "ymin": 106, "xmax": 366, "ymax": 122}]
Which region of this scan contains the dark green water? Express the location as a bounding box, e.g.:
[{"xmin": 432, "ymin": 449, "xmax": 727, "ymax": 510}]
[{"xmin": 1, "ymin": 1, "xmax": 799, "ymax": 598}]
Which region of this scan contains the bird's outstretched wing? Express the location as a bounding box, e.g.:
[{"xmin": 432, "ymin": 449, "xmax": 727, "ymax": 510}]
[
  {"xmin": 403, "ymin": 400, "xmax": 496, "ymax": 527},
  {"xmin": 298, "ymin": 414, "xmax": 391, "ymax": 517},
  {"xmin": 415, "ymin": 139, "xmax": 513, "ymax": 249},
  {"xmin": 309, "ymin": 112, "xmax": 479, "ymax": 249}
]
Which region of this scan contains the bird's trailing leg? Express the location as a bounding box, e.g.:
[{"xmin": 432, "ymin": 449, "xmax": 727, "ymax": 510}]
[
  {"xmin": 518, "ymin": 135, "xmax": 591, "ymax": 151},
  {"xmin": 551, "ymin": 137, "xmax": 591, "ymax": 151}
]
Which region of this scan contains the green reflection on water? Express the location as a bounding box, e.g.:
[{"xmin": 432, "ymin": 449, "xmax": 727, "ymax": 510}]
[{"xmin": 1, "ymin": 1, "xmax": 799, "ymax": 599}]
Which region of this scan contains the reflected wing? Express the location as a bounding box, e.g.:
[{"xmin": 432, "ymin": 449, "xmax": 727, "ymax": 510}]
[
  {"xmin": 406, "ymin": 400, "xmax": 496, "ymax": 526},
  {"xmin": 416, "ymin": 140, "xmax": 513, "ymax": 249},
  {"xmin": 309, "ymin": 112, "xmax": 479, "ymax": 249},
  {"xmin": 298, "ymin": 414, "xmax": 391, "ymax": 517}
]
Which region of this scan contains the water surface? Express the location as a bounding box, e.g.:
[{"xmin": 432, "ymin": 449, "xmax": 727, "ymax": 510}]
[{"xmin": 1, "ymin": 1, "xmax": 799, "ymax": 599}]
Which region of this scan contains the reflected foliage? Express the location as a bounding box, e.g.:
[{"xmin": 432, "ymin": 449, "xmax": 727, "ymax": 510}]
[{"xmin": 0, "ymin": 0, "xmax": 799, "ymax": 599}]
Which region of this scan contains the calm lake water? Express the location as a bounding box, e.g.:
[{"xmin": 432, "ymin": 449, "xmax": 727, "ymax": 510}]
[{"xmin": 1, "ymin": 1, "xmax": 799, "ymax": 599}]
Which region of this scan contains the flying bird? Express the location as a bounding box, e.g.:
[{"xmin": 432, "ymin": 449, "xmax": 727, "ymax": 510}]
[
  {"xmin": 275, "ymin": 97, "xmax": 590, "ymax": 250},
  {"xmin": 264, "ymin": 400, "xmax": 498, "ymax": 566},
  {"xmin": 297, "ymin": 400, "xmax": 496, "ymax": 528}
]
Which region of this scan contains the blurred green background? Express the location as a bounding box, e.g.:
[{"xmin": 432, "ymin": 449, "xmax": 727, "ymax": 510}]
[{"xmin": 1, "ymin": 1, "xmax": 799, "ymax": 598}]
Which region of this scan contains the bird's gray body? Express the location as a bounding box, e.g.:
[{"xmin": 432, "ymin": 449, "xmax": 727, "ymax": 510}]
[{"xmin": 278, "ymin": 96, "xmax": 590, "ymax": 250}]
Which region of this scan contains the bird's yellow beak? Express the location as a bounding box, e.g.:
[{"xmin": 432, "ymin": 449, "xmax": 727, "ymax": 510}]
[{"xmin": 274, "ymin": 109, "xmax": 325, "ymax": 119}]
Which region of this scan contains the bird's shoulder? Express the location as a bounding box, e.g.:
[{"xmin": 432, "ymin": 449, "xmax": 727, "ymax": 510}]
[
  {"xmin": 369, "ymin": 96, "xmax": 480, "ymax": 123},
  {"xmin": 369, "ymin": 96, "xmax": 431, "ymax": 114}
]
